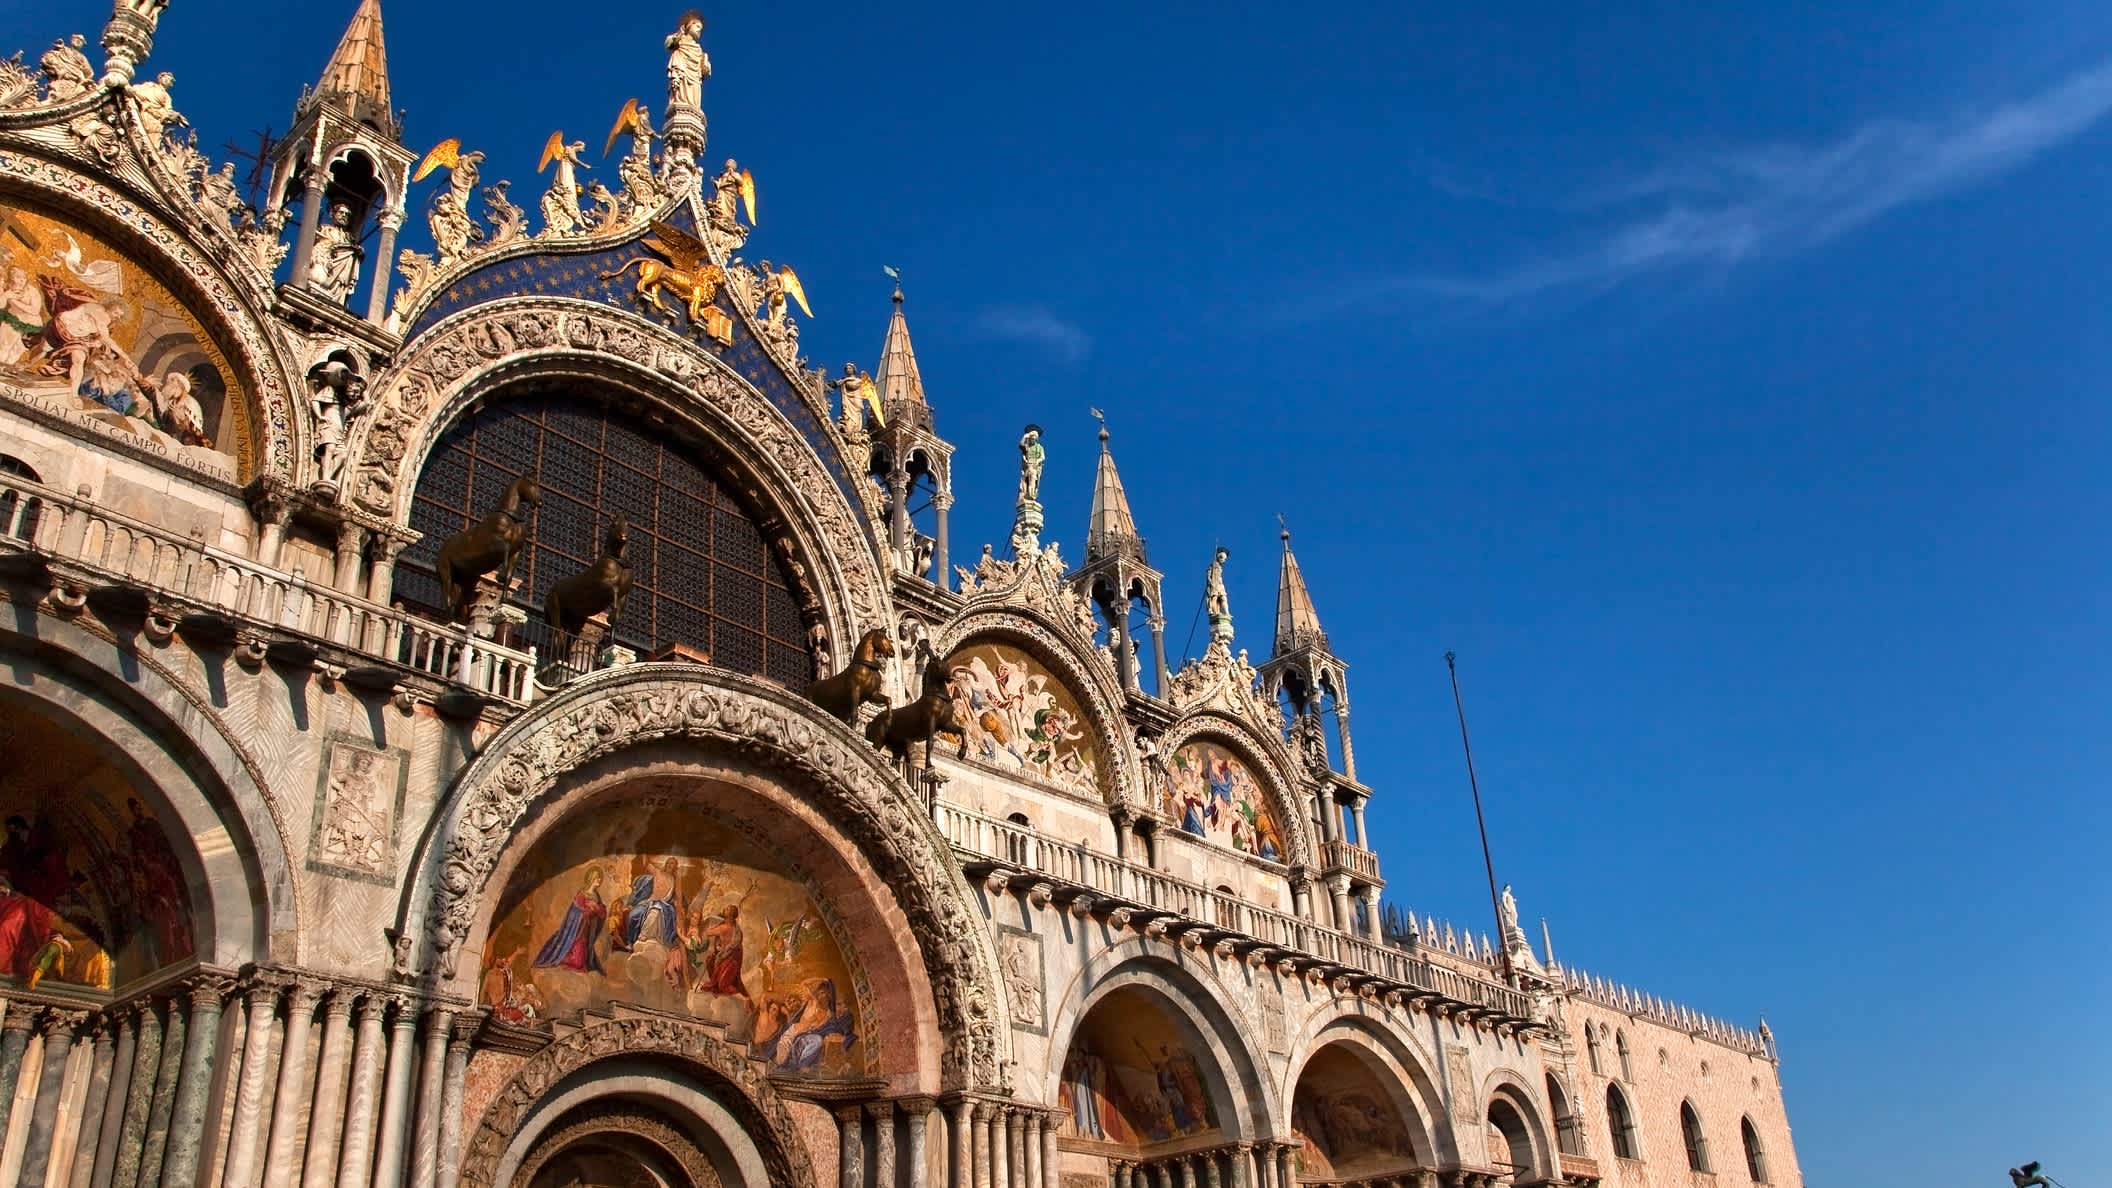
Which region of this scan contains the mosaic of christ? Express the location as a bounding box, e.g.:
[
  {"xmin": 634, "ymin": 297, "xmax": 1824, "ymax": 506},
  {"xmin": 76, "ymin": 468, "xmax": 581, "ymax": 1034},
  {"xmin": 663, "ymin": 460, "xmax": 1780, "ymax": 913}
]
[
  {"xmin": 1166, "ymin": 740, "xmax": 1284, "ymax": 862},
  {"xmin": 0, "ymin": 202, "xmax": 249, "ymax": 473},
  {"xmin": 943, "ymin": 642, "xmax": 1100, "ymax": 797},
  {"xmin": 481, "ymin": 801, "xmax": 864, "ymax": 1077}
]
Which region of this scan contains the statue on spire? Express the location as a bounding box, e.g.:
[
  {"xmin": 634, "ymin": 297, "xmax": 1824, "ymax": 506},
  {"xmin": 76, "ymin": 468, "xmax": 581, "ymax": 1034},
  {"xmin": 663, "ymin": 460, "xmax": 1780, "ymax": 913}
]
[
  {"xmin": 1204, "ymin": 546, "xmax": 1234, "ymax": 645},
  {"xmin": 665, "ymin": 12, "xmax": 709, "ymax": 116}
]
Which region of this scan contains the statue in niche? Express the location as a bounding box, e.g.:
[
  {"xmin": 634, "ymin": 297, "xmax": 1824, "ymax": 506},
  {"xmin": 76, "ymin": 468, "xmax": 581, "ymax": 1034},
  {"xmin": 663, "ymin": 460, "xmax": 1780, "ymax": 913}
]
[
  {"xmin": 308, "ymin": 202, "xmax": 362, "ymax": 301},
  {"xmin": 308, "ymin": 360, "xmax": 366, "ymax": 489},
  {"xmin": 665, "ymin": 11, "xmax": 709, "ymax": 114}
]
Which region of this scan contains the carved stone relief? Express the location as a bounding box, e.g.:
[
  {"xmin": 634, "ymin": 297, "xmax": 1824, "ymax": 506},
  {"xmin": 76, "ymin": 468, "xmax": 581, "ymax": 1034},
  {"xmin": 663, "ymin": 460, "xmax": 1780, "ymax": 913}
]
[{"xmin": 308, "ymin": 735, "xmax": 408, "ymax": 883}]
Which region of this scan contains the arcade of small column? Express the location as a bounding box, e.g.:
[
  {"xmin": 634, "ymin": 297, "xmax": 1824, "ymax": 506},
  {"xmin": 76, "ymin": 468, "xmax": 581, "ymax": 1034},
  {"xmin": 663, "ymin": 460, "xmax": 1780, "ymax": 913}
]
[{"xmin": 0, "ymin": 973, "xmax": 464, "ymax": 1188}]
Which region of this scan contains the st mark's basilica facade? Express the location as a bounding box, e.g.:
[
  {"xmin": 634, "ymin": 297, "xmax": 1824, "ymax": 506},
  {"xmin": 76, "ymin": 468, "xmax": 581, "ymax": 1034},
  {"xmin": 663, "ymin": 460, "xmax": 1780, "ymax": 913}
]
[{"xmin": 0, "ymin": 5, "xmax": 1801, "ymax": 1188}]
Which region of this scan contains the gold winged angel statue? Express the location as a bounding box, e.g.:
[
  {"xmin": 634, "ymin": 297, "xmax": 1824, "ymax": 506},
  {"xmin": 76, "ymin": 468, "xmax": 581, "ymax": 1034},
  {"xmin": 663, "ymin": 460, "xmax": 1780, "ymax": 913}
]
[
  {"xmin": 537, "ymin": 131, "xmax": 589, "ymax": 236},
  {"xmin": 414, "ymin": 137, "xmax": 485, "ymax": 263},
  {"xmin": 604, "ymin": 98, "xmax": 664, "ymax": 218},
  {"xmin": 599, "ymin": 220, "xmax": 725, "ymax": 323}
]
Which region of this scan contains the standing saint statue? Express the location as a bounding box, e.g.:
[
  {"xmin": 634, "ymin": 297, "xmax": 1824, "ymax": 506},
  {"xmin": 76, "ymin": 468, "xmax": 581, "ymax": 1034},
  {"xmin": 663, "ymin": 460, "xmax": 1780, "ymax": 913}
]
[
  {"xmin": 1017, "ymin": 425, "xmax": 1045, "ymax": 505},
  {"xmin": 665, "ymin": 12, "xmax": 709, "ymax": 115},
  {"xmin": 1204, "ymin": 546, "xmax": 1233, "ymax": 643},
  {"xmin": 309, "ymin": 361, "xmax": 366, "ymax": 488},
  {"xmin": 308, "ymin": 202, "xmax": 362, "ymax": 302}
]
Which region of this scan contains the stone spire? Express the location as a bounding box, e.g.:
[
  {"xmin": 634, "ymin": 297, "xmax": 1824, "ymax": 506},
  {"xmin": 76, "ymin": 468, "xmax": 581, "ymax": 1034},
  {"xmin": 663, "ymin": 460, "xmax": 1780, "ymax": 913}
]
[
  {"xmin": 1086, "ymin": 419, "xmax": 1141, "ymax": 562},
  {"xmin": 874, "ymin": 286, "xmax": 929, "ymax": 430},
  {"xmin": 1069, "ymin": 413, "xmax": 1166, "ymax": 692},
  {"xmin": 1273, "ymin": 527, "xmax": 1327, "ymax": 654},
  {"xmin": 313, "ymin": 0, "xmax": 396, "ymax": 137},
  {"xmin": 861, "ymin": 284, "xmax": 952, "ymax": 585}
]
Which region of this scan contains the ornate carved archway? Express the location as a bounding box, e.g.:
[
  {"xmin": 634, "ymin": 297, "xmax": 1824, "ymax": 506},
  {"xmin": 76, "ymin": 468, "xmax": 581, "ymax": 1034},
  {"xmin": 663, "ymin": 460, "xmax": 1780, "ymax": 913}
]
[
  {"xmin": 345, "ymin": 299, "xmax": 890, "ymax": 650},
  {"xmin": 393, "ymin": 663, "xmax": 1010, "ymax": 1092}
]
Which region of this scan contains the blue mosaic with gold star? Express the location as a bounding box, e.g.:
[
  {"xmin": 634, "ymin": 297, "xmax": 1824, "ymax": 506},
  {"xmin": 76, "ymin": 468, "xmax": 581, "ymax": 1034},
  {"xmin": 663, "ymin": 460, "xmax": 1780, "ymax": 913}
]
[{"xmin": 402, "ymin": 204, "xmax": 866, "ymax": 527}]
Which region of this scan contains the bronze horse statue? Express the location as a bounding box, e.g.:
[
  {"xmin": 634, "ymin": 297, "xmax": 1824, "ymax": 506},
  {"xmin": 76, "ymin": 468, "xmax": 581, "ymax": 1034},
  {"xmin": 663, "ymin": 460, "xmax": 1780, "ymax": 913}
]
[
  {"xmin": 801, "ymin": 628, "xmax": 894, "ymax": 724},
  {"xmin": 435, "ymin": 474, "xmax": 541, "ymax": 622},
  {"xmin": 544, "ymin": 517, "xmax": 633, "ymax": 636},
  {"xmin": 866, "ymin": 655, "xmax": 968, "ymax": 777}
]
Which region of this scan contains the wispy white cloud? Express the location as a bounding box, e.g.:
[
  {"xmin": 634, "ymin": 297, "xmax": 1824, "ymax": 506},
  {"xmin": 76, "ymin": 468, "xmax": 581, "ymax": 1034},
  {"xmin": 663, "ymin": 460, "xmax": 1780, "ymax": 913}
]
[
  {"xmin": 973, "ymin": 305, "xmax": 1092, "ymax": 364},
  {"xmin": 1409, "ymin": 60, "xmax": 2112, "ymax": 304}
]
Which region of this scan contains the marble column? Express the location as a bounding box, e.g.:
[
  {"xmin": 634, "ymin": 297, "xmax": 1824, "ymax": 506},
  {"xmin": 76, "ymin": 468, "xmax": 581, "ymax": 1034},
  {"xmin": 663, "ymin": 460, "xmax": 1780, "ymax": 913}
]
[
  {"xmin": 1021, "ymin": 1113, "xmax": 1040, "ymax": 1188},
  {"xmin": 138, "ymin": 999, "xmax": 188, "ymax": 1188},
  {"xmin": 1327, "ymin": 874, "xmax": 1354, "ymax": 934},
  {"xmin": 1360, "ymin": 885, "xmax": 1384, "ymax": 942},
  {"xmin": 260, "ymin": 984, "xmax": 321, "ymax": 1188},
  {"xmin": 947, "ymin": 1100, "xmax": 971, "ymax": 1188},
  {"xmin": 1178, "ymin": 1156, "xmax": 1197, "ymax": 1188},
  {"xmin": 0, "ymin": 1008, "xmax": 34, "ymax": 1146},
  {"xmin": 110, "ymin": 1003, "xmax": 167, "ymax": 1188},
  {"xmin": 333, "ymin": 523, "xmax": 368, "ymax": 598},
  {"xmin": 300, "ymin": 992, "xmax": 356, "ymax": 1188},
  {"xmin": 160, "ymin": 979, "xmax": 232, "ymax": 1188},
  {"xmin": 434, "ymin": 1018, "xmax": 472, "ymax": 1188},
  {"xmin": 1275, "ymin": 1147, "xmax": 1294, "ymax": 1188},
  {"xmin": 406, "ymin": 1010, "xmax": 452, "ymax": 1188},
  {"xmin": 289, "ymin": 172, "xmax": 326, "ymax": 287},
  {"xmin": 834, "ymin": 1106, "xmax": 861, "ymax": 1188},
  {"xmin": 364, "ymin": 209, "xmax": 401, "ymax": 323},
  {"xmin": 65, "ymin": 1019, "xmax": 117, "ymax": 1188},
  {"xmin": 221, "ymin": 983, "xmax": 284, "ymax": 1188},
  {"xmin": 1201, "ymin": 1151, "xmax": 1222, "ymax": 1188},
  {"xmin": 1112, "ymin": 1163, "xmax": 1130, "ymax": 1188},
  {"xmin": 1041, "ymin": 1112, "xmax": 1061, "ymax": 1188},
  {"xmin": 867, "ymin": 1101, "xmax": 895, "ymax": 1188},
  {"xmin": 990, "ymin": 1107, "xmax": 1010, "ymax": 1188},
  {"xmin": 901, "ymin": 1099, "xmax": 931, "ymax": 1188},
  {"xmin": 1004, "ymin": 1108, "xmax": 1024, "ymax": 1188},
  {"xmin": 332, "ymin": 995, "xmax": 387, "ymax": 1188},
  {"xmin": 971, "ymin": 1105, "xmax": 993, "ymax": 1188},
  {"xmin": 84, "ymin": 1012, "xmax": 134, "ymax": 1188},
  {"xmin": 18, "ymin": 1009, "xmax": 87, "ymax": 1188},
  {"xmin": 367, "ymin": 1000, "xmax": 418, "ymax": 1188}
]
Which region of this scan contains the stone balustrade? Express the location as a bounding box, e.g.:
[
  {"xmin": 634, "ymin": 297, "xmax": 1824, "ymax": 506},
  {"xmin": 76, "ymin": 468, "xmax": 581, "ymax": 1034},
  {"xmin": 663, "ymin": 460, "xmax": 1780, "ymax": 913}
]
[
  {"xmin": 934, "ymin": 803, "xmax": 1536, "ymax": 1024},
  {"xmin": 0, "ymin": 470, "xmax": 536, "ymax": 707},
  {"xmin": 1323, "ymin": 838, "xmax": 1383, "ymax": 881}
]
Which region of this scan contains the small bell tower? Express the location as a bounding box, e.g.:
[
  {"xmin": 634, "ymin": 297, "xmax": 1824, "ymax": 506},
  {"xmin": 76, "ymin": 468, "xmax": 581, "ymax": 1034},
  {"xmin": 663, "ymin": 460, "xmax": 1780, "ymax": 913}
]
[
  {"xmin": 1258, "ymin": 525, "xmax": 1357, "ymax": 779},
  {"xmin": 264, "ymin": 0, "xmax": 414, "ymax": 325},
  {"xmin": 1069, "ymin": 414, "xmax": 1168, "ymax": 693}
]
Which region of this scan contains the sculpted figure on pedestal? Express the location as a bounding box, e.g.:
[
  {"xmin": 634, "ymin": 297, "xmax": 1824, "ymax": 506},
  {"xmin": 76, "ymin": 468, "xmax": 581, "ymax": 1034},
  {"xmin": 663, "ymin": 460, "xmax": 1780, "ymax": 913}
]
[
  {"xmin": 434, "ymin": 474, "xmax": 541, "ymax": 622},
  {"xmin": 309, "ymin": 203, "xmax": 362, "ymax": 301},
  {"xmin": 801, "ymin": 627, "xmax": 894, "ymax": 724}
]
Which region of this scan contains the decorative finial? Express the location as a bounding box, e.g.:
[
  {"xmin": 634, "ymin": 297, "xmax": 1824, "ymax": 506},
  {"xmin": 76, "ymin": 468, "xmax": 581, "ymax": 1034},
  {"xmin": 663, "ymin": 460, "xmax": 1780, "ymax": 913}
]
[
  {"xmin": 884, "ymin": 265, "xmax": 903, "ymax": 302},
  {"xmin": 1278, "ymin": 512, "xmax": 1291, "ymax": 544},
  {"xmin": 1090, "ymin": 406, "xmax": 1109, "ymax": 445}
]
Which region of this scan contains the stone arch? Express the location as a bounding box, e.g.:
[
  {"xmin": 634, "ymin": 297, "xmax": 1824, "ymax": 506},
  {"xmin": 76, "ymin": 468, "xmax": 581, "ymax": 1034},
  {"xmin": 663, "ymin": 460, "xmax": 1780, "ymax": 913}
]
[
  {"xmin": 1159, "ymin": 711, "xmax": 1317, "ymax": 870},
  {"xmin": 1042, "ymin": 939, "xmax": 1281, "ymax": 1143},
  {"xmin": 463, "ymin": 1017, "xmax": 818, "ymax": 1188},
  {"xmin": 0, "ymin": 149, "xmax": 304, "ymax": 484},
  {"xmin": 1281, "ymin": 1007, "xmax": 1455, "ymax": 1169},
  {"xmin": 347, "ymin": 298, "xmax": 890, "ymax": 647},
  {"xmin": 0, "ymin": 613, "xmax": 299, "ymax": 970},
  {"xmin": 1480, "ymin": 1068, "xmax": 1555, "ymax": 1183},
  {"xmin": 930, "ymin": 607, "xmax": 1134, "ymax": 806},
  {"xmin": 393, "ymin": 663, "xmax": 1007, "ymax": 1092}
]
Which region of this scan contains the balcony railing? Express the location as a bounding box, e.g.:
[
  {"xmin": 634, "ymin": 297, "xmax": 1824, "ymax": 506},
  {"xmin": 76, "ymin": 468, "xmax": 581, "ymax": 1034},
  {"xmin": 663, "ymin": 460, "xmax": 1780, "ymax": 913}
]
[
  {"xmin": 0, "ymin": 473, "xmax": 536, "ymax": 706},
  {"xmin": 935, "ymin": 802, "xmax": 1535, "ymax": 1022},
  {"xmin": 1323, "ymin": 838, "xmax": 1382, "ymax": 881}
]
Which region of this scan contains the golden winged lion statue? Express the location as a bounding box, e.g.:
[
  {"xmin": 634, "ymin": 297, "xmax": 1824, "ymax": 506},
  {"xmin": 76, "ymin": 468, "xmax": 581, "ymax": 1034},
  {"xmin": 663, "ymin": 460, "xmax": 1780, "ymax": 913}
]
[{"xmin": 598, "ymin": 220, "xmax": 725, "ymax": 323}]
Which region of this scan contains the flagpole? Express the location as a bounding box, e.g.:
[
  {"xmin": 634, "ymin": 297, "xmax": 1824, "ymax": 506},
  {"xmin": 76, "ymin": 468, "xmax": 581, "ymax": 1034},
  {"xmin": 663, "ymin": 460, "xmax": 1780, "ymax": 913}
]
[{"xmin": 1446, "ymin": 651, "xmax": 1513, "ymax": 983}]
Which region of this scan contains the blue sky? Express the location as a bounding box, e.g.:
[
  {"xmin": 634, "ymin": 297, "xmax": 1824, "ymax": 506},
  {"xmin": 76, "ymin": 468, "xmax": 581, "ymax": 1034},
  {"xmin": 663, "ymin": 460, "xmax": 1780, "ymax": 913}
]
[{"xmin": 9, "ymin": 1, "xmax": 2108, "ymax": 1183}]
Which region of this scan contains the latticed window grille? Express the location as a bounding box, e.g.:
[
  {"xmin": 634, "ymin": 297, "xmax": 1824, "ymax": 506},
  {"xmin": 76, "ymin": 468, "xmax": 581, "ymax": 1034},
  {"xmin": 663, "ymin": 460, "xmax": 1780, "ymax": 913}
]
[{"xmin": 396, "ymin": 390, "xmax": 816, "ymax": 687}]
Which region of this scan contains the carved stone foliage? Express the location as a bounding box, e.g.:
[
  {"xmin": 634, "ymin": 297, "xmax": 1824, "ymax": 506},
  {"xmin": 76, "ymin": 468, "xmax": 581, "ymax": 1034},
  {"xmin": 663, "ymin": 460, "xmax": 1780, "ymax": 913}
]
[
  {"xmin": 347, "ymin": 297, "xmax": 887, "ymax": 643},
  {"xmin": 930, "ymin": 608, "xmax": 1135, "ymax": 810},
  {"xmin": 460, "ymin": 1017, "xmax": 813, "ymax": 1188},
  {"xmin": 402, "ymin": 664, "xmax": 1006, "ymax": 1091},
  {"xmin": 0, "ymin": 143, "xmax": 301, "ymax": 484},
  {"xmin": 1158, "ymin": 711, "xmax": 1316, "ymax": 871}
]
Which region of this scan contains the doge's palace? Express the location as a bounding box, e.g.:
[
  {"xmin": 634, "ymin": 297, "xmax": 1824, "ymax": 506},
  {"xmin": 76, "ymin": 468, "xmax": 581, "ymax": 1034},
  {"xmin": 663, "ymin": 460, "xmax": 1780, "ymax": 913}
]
[{"xmin": 0, "ymin": 5, "xmax": 1800, "ymax": 1188}]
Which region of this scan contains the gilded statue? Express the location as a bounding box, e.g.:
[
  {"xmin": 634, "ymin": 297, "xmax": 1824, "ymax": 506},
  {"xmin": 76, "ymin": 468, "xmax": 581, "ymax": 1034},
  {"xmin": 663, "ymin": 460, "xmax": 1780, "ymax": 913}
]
[
  {"xmin": 801, "ymin": 628, "xmax": 894, "ymax": 725},
  {"xmin": 537, "ymin": 132, "xmax": 588, "ymax": 236},
  {"xmin": 544, "ymin": 518, "xmax": 634, "ymax": 635},
  {"xmin": 434, "ymin": 474, "xmax": 541, "ymax": 622},
  {"xmin": 706, "ymin": 158, "xmax": 752, "ymax": 246},
  {"xmin": 415, "ymin": 138, "xmax": 486, "ymax": 263},
  {"xmin": 599, "ymin": 220, "xmax": 724, "ymax": 323},
  {"xmin": 605, "ymin": 98, "xmax": 663, "ymax": 217},
  {"xmin": 832, "ymin": 363, "xmax": 884, "ymax": 430},
  {"xmin": 866, "ymin": 656, "xmax": 970, "ymax": 778}
]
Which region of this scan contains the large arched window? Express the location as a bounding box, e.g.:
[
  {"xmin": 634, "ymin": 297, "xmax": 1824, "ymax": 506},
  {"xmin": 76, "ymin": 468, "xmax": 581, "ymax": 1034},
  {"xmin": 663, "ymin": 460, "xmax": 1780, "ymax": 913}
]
[
  {"xmin": 1605, "ymin": 1085, "xmax": 1638, "ymax": 1160},
  {"xmin": 1615, "ymin": 1029, "xmax": 1633, "ymax": 1081},
  {"xmin": 1741, "ymin": 1117, "xmax": 1768, "ymax": 1183},
  {"xmin": 1547, "ymin": 1074, "xmax": 1583, "ymax": 1157},
  {"xmin": 1681, "ymin": 1101, "xmax": 1711, "ymax": 1173},
  {"xmin": 398, "ymin": 389, "xmax": 815, "ymax": 686}
]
